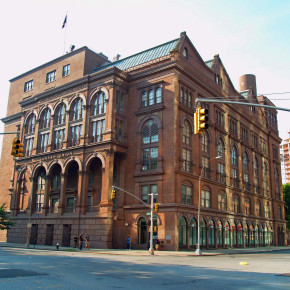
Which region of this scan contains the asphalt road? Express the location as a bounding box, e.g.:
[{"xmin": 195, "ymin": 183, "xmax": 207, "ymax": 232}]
[{"xmin": 0, "ymin": 247, "xmax": 290, "ymax": 289}]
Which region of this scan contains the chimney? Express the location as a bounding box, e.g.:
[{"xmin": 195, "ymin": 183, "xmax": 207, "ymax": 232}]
[
  {"xmin": 239, "ymin": 74, "xmax": 257, "ymax": 96},
  {"xmin": 113, "ymin": 54, "xmax": 121, "ymax": 62}
]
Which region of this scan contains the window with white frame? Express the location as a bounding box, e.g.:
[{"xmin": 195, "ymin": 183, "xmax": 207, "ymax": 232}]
[
  {"xmin": 181, "ymin": 184, "xmax": 192, "ymax": 204},
  {"xmin": 141, "ymin": 87, "xmax": 162, "ymax": 108},
  {"xmin": 46, "ymin": 70, "xmax": 56, "ymax": 83},
  {"xmin": 201, "ymin": 189, "xmax": 210, "ymax": 208},
  {"xmin": 141, "ymin": 184, "xmax": 157, "ymax": 203},
  {"xmin": 24, "ymin": 80, "xmax": 33, "ymax": 92},
  {"xmin": 218, "ymin": 193, "xmax": 227, "ymax": 210},
  {"xmin": 62, "ymin": 64, "xmax": 70, "ymax": 77}
]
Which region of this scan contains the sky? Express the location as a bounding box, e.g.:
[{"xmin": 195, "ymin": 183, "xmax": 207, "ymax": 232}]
[{"xmin": 0, "ymin": 0, "xmax": 289, "ymax": 151}]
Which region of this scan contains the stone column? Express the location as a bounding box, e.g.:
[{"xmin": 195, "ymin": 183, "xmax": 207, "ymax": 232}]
[
  {"xmin": 42, "ymin": 175, "xmax": 52, "ymax": 215},
  {"xmin": 58, "ymin": 173, "xmax": 67, "ymax": 215},
  {"xmin": 76, "ymin": 171, "xmax": 86, "ymax": 214}
]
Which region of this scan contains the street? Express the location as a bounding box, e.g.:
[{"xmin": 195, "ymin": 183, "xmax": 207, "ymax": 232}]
[{"xmin": 0, "ymin": 247, "xmax": 290, "ymax": 289}]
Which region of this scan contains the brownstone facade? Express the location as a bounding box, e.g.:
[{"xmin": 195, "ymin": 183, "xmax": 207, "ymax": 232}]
[{"xmin": 0, "ymin": 32, "xmax": 286, "ymax": 250}]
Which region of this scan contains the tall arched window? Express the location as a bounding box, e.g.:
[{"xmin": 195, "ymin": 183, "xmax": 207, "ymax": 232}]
[
  {"xmin": 190, "ymin": 218, "xmax": 197, "ymax": 247},
  {"xmin": 208, "ymin": 220, "xmax": 215, "ymax": 247},
  {"xmin": 53, "ymin": 103, "xmax": 66, "ymax": 150},
  {"xmin": 275, "ymin": 167, "xmax": 280, "ymax": 199},
  {"xmin": 179, "ymin": 217, "xmax": 187, "ymax": 248},
  {"xmin": 253, "ymin": 157, "xmax": 259, "ymax": 194},
  {"xmin": 224, "ymin": 222, "xmax": 231, "ymax": 247},
  {"xmin": 217, "ymin": 221, "xmax": 223, "ymax": 247},
  {"xmin": 138, "ymin": 217, "xmax": 147, "ymax": 244},
  {"xmin": 201, "ymin": 219, "xmax": 207, "ymax": 247},
  {"xmin": 202, "ymin": 131, "xmax": 210, "ymax": 178},
  {"xmin": 70, "ymin": 98, "xmax": 83, "ymax": 146},
  {"xmin": 217, "ymin": 139, "xmax": 225, "ymax": 183},
  {"xmin": 231, "ymin": 146, "xmax": 238, "ymax": 187},
  {"xmin": 24, "ymin": 113, "xmax": 36, "ymax": 156},
  {"xmin": 91, "ymin": 92, "xmax": 107, "ymax": 143},
  {"xmin": 182, "ymin": 120, "xmax": 191, "ymax": 172},
  {"xmin": 263, "ymin": 162, "xmax": 269, "ymax": 196},
  {"xmin": 243, "ymin": 152, "xmax": 250, "ymax": 191},
  {"xmin": 142, "ymin": 119, "xmax": 159, "ymax": 171},
  {"xmin": 34, "ymin": 168, "xmax": 46, "ymax": 213},
  {"xmin": 38, "ymin": 108, "xmax": 51, "ymax": 153}
]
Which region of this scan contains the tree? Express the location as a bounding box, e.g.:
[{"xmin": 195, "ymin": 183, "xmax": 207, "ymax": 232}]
[
  {"xmin": 0, "ymin": 203, "xmax": 14, "ymax": 230},
  {"xmin": 283, "ymin": 184, "xmax": 290, "ymax": 230}
]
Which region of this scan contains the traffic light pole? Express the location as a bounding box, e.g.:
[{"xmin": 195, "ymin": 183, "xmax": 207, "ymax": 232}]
[{"xmin": 112, "ymin": 185, "xmax": 157, "ymax": 255}]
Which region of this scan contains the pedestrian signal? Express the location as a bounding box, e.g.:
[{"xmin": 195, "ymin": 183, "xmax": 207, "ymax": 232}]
[{"xmin": 11, "ymin": 138, "xmax": 24, "ymax": 157}]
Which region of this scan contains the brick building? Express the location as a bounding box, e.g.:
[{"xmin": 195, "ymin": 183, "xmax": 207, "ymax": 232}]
[{"xmin": 0, "ymin": 32, "xmax": 286, "ymax": 250}]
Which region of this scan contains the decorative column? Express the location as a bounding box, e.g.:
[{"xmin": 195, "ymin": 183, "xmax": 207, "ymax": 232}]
[
  {"xmin": 32, "ymin": 120, "xmax": 40, "ymax": 155},
  {"xmin": 58, "ymin": 173, "xmax": 67, "ymax": 215},
  {"xmin": 47, "ymin": 114, "xmax": 54, "ymax": 152},
  {"xmin": 80, "ymin": 105, "xmax": 88, "ymax": 146},
  {"xmin": 42, "ymin": 175, "xmax": 52, "ymax": 215},
  {"xmin": 62, "ymin": 110, "xmax": 70, "ymax": 149},
  {"xmin": 76, "ymin": 171, "xmax": 85, "ymax": 214},
  {"xmin": 80, "ymin": 170, "xmax": 89, "ymax": 214}
]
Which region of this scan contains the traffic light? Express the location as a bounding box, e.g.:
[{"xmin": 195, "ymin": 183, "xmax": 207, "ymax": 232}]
[
  {"xmin": 194, "ymin": 107, "xmax": 209, "ymax": 134},
  {"xmin": 11, "ymin": 138, "xmax": 24, "ymax": 157},
  {"xmin": 111, "ymin": 189, "xmax": 116, "ymax": 199},
  {"xmin": 154, "ymin": 203, "xmax": 159, "ymax": 212}
]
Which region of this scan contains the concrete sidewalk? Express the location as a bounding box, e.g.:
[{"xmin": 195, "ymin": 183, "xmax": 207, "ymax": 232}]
[{"xmin": 1, "ymin": 242, "xmax": 289, "ymax": 256}]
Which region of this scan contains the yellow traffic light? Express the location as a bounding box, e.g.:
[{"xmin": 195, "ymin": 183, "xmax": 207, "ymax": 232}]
[
  {"xmin": 194, "ymin": 107, "xmax": 209, "ymax": 134},
  {"xmin": 111, "ymin": 189, "xmax": 116, "ymax": 199},
  {"xmin": 11, "ymin": 138, "xmax": 24, "ymax": 157},
  {"xmin": 154, "ymin": 203, "xmax": 159, "ymax": 212}
]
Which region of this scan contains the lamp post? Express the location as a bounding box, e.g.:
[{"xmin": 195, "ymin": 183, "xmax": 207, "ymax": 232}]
[{"xmin": 195, "ymin": 156, "xmax": 221, "ymax": 256}]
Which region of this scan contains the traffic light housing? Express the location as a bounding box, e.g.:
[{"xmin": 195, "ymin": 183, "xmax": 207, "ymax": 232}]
[
  {"xmin": 111, "ymin": 189, "xmax": 116, "ymax": 199},
  {"xmin": 194, "ymin": 107, "xmax": 209, "ymax": 134},
  {"xmin": 11, "ymin": 138, "xmax": 24, "ymax": 157},
  {"xmin": 154, "ymin": 203, "xmax": 159, "ymax": 212}
]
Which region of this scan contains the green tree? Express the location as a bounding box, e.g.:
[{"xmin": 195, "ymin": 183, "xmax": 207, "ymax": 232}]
[
  {"xmin": 283, "ymin": 184, "xmax": 290, "ymax": 230},
  {"xmin": 0, "ymin": 203, "xmax": 14, "ymax": 230}
]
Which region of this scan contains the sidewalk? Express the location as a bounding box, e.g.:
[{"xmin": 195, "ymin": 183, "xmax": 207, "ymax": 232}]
[{"xmin": 1, "ymin": 242, "xmax": 289, "ymax": 256}]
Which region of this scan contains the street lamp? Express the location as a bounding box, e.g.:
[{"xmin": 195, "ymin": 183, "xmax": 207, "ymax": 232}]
[{"xmin": 195, "ymin": 156, "xmax": 221, "ymax": 256}]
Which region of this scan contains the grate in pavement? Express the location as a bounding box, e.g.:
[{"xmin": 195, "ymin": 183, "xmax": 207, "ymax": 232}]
[{"xmin": 0, "ymin": 269, "xmax": 47, "ymax": 279}]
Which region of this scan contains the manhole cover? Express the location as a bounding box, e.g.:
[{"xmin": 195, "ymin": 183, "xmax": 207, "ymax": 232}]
[{"xmin": 0, "ymin": 269, "xmax": 47, "ymax": 279}]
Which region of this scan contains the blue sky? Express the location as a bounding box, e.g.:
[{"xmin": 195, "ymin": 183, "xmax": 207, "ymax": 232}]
[{"xmin": 0, "ymin": 0, "xmax": 289, "ymax": 149}]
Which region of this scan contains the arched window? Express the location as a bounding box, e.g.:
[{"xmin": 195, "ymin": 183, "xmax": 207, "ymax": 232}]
[
  {"xmin": 179, "ymin": 217, "xmax": 187, "ymax": 247},
  {"xmin": 24, "ymin": 113, "xmax": 36, "ymax": 157},
  {"xmin": 217, "ymin": 139, "xmax": 225, "ymax": 183},
  {"xmin": 39, "ymin": 108, "xmax": 51, "ymax": 130},
  {"xmin": 182, "ymin": 120, "xmax": 191, "ymax": 172},
  {"xmin": 233, "ymin": 194, "xmax": 240, "ymax": 213},
  {"xmin": 231, "ymin": 146, "xmax": 238, "ymax": 187},
  {"xmin": 245, "ymin": 198, "xmax": 251, "ymax": 215},
  {"xmin": 38, "ymin": 108, "xmax": 51, "ymax": 153},
  {"xmin": 71, "ymin": 98, "xmax": 83, "ymax": 121},
  {"xmin": 253, "ymin": 157, "xmax": 259, "ymax": 194},
  {"xmin": 265, "ymin": 201, "xmax": 270, "ymax": 218},
  {"xmin": 263, "ymin": 162, "xmax": 269, "ymax": 196},
  {"xmin": 70, "ymin": 98, "xmax": 83, "ymax": 146},
  {"xmin": 243, "ymin": 152, "xmax": 250, "ymax": 190},
  {"xmin": 181, "ymin": 184, "xmax": 192, "ymax": 204},
  {"xmin": 275, "ymin": 167, "xmax": 280, "ymax": 199},
  {"xmin": 92, "ymin": 92, "xmax": 107, "ymax": 115},
  {"xmin": 218, "ymin": 193, "xmax": 227, "ymax": 210},
  {"xmin": 34, "ymin": 169, "xmax": 46, "ymax": 213},
  {"xmin": 55, "ymin": 103, "xmax": 66, "ymax": 125},
  {"xmin": 201, "ymin": 188, "xmax": 211, "ymax": 208},
  {"xmin": 190, "ymin": 218, "xmax": 197, "ymax": 246},
  {"xmin": 142, "ymin": 119, "xmax": 159, "ymax": 171},
  {"xmin": 202, "ymin": 131, "xmax": 210, "ymax": 178},
  {"xmin": 255, "ymin": 200, "xmax": 261, "ymax": 216},
  {"xmin": 53, "ymin": 103, "xmax": 66, "ymax": 150},
  {"xmin": 138, "ymin": 217, "xmax": 147, "ymax": 244}
]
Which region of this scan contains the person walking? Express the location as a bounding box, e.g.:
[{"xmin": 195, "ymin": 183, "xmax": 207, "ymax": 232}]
[
  {"xmin": 126, "ymin": 235, "xmax": 131, "ymax": 250},
  {"xmin": 79, "ymin": 234, "xmax": 84, "ymax": 250},
  {"xmin": 85, "ymin": 234, "xmax": 90, "ymax": 250},
  {"xmin": 73, "ymin": 236, "xmax": 78, "ymax": 248}
]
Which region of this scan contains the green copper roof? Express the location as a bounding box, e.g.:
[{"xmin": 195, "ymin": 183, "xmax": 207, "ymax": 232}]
[{"xmin": 91, "ymin": 38, "xmax": 179, "ymax": 74}]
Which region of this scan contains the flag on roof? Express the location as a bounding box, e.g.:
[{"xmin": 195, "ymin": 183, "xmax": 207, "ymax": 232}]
[{"xmin": 62, "ymin": 15, "xmax": 67, "ymax": 29}]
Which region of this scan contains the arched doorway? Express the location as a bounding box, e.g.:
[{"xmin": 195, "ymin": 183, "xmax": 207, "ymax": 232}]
[
  {"xmin": 224, "ymin": 222, "xmax": 230, "ymax": 248},
  {"xmin": 49, "ymin": 164, "xmax": 62, "ymax": 213},
  {"xmin": 201, "ymin": 219, "xmax": 207, "ymax": 248},
  {"xmin": 179, "ymin": 216, "xmax": 187, "ymax": 249},
  {"xmin": 138, "ymin": 217, "xmax": 147, "ymax": 245},
  {"xmin": 65, "ymin": 161, "xmax": 79, "ymax": 213},
  {"xmin": 237, "ymin": 223, "xmax": 243, "ymax": 247},
  {"xmin": 217, "ymin": 220, "xmax": 223, "ymax": 248},
  {"xmin": 208, "ymin": 220, "xmax": 215, "ymax": 247},
  {"xmin": 189, "ymin": 218, "xmax": 197, "ymax": 248}
]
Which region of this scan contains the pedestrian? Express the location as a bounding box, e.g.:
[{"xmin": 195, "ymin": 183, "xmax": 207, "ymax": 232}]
[
  {"xmin": 79, "ymin": 234, "xmax": 84, "ymax": 250},
  {"xmin": 126, "ymin": 235, "xmax": 131, "ymax": 250},
  {"xmin": 85, "ymin": 234, "xmax": 90, "ymax": 250},
  {"xmin": 73, "ymin": 236, "xmax": 78, "ymax": 248}
]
